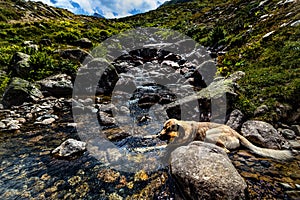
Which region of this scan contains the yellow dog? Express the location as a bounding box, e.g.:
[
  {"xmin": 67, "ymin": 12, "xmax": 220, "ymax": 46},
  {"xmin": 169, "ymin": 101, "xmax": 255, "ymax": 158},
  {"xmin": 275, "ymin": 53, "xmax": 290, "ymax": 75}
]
[{"xmin": 158, "ymin": 119, "xmax": 293, "ymax": 160}]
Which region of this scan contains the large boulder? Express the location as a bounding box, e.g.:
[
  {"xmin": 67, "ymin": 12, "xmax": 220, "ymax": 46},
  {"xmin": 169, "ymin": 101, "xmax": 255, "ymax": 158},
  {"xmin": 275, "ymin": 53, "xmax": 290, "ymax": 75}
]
[
  {"xmin": 37, "ymin": 74, "xmax": 73, "ymax": 97},
  {"xmin": 2, "ymin": 77, "xmax": 43, "ymax": 108},
  {"xmin": 241, "ymin": 120, "xmax": 290, "ymax": 149},
  {"xmin": 10, "ymin": 52, "xmax": 31, "ymax": 78},
  {"xmin": 170, "ymin": 141, "xmax": 247, "ymax": 200}
]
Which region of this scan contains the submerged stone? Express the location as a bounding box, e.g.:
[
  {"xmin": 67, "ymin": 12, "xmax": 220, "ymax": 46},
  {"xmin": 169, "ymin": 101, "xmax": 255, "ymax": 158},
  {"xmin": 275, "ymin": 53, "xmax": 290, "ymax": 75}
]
[{"xmin": 52, "ymin": 139, "xmax": 87, "ymax": 157}]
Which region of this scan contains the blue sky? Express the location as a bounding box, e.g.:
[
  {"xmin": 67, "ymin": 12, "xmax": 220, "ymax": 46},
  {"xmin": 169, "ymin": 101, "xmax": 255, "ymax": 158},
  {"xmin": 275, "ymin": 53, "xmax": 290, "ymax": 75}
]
[{"xmin": 29, "ymin": 0, "xmax": 169, "ymax": 18}]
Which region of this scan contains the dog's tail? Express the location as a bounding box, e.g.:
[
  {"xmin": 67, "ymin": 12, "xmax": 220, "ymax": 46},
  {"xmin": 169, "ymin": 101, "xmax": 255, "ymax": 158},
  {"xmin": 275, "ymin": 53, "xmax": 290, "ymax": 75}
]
[{"xmin": 234, "ymin": 132, "xmax": 293, "ymax": 160}]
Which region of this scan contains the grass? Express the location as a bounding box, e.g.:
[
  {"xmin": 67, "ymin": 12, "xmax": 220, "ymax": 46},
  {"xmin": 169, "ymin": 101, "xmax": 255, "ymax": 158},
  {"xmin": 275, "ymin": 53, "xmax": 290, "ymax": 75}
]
[{"xmin": 0, "ymin": 0, "xmax": 299, "ymax": 122}]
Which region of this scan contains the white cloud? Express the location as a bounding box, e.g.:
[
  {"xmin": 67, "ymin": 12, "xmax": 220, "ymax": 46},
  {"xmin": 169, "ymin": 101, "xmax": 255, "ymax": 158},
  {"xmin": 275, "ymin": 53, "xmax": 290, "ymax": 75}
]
[{"xmin": 28, "ymin": 0, "xmax": 169, "ymax": 18}]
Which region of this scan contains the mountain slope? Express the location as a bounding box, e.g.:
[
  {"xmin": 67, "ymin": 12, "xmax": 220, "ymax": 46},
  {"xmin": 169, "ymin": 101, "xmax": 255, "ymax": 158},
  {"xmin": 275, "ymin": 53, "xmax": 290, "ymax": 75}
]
[
  {"xmin": 161, "ymin": 0, "xmax": 196, "ymax": 6},
  {"xmin": 0, "ymin": 0, "xmax": 299, "ymax": 123},
  {"xmin": 0, "ymin": 0, "xmax": 76, "ymax": 22}
]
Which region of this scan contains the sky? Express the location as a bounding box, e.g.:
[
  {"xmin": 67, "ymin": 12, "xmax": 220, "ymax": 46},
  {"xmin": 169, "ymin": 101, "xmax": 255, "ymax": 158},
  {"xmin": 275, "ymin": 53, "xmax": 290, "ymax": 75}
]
[{"xmin": 29, "ymin": 0, "xmax": 169, "ymax": 18}]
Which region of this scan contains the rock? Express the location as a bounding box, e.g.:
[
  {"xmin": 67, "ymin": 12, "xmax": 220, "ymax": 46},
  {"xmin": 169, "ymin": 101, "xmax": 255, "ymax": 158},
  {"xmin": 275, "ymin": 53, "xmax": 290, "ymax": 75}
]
[
  {"xmin": 262, "ymin": 31, "xmax": 275, "ymax": 39},
  {"xmin": 40, "ymin": 118, "xmax": 55, "ymax": 125},
  {"xmin": 291, "ymin": 125, "xmax": 300, "ymax": 136},
  {"xmin": 52, "ymin": 139, "xmax": 87, "ymax": 157},
  {"xmin": 23, "ymin": 41, "xmax": 38, "ymax": 51},
  {"xmin": 226, "ymin": 109, "xmax": 244, "ymax": 130},
  {"xmin": 170, "ymin": 141, "xmax": 247, "ymax": 200},
  {"xmin": 161, "ymin": 60, "xmax": 180, "ymax": 69},
  {"xmin": 288, "ymin": 140, "xmax": 300, "ymax": 149},
  {"xmin": 0, "ymin": 121, "xmax": 6, "ymax": 129},
  {"xmin": 60, "ymin": 49, "xmax": 93, "ymax": 63},
  {"xmin": 241, "ymin": 120, "xmax": 290, "ymax": 149},
  {"xmin": 8, "ymin": 124, "xmax": 21, "ymax": 130},
  {"xmin": 98, "ymin": 111, "xmax": 116, "ymax": 126},
  {"xmin": 37, "ymin": 74, "xmax": 73, "ymax": 97},
  {"xmin": 39, "ymin": 39, "xmax": 52, "ymax": 46},
  {"xmin": 285, "ymin": 191, "xmax": 300, "ymax": 200},
  {"xmin": 78, "ymin": 98, "xmax": 94, "ymax": 106},
  {"xmin": 279, "ymin": 128, "xmax": 296, "ymax": 140},
  {"xmin": 291, "ymin": 20, "xmax": 300, "ymax": 27},
  {"xmin": 74, "ymin": 38, "xmax": 93, "ymax": 48},
  {"xmin": 254, "ymin": 105, "xmax": 269, "ymax": 116},
  {"xmin": 2, "ymin": 77, "xmax": 43, "ymax": 108},
  {"xmin": 279, "ymin": 182, "xmax": 293, "ymax": 190},
  {"xmin": 10, "ymin": 52, "xmax": 31, "ymax": 78}
]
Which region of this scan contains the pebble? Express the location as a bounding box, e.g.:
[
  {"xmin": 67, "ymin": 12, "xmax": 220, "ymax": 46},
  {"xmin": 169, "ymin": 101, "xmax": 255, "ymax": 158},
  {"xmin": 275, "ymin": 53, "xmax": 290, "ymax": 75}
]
[
  {"xmin": 279, "ymin": 182, "xmax": 294, "ymax": 190},
  {"xmin": 68, "ymin": 176, "xmax": 82, "ymax": 186},
  {"xmin": 240, "ymin": 171, "xmax": 259, "ymax": 180},
  {"xmin": 291, "ymin": 125, "xmax": 300, "ymax": 136},
  {"xmin": 0, "ymin": 121, "xmax": 6, "ymax": 128},
  {"xmin": 67, "ymin": 123, "xmax": 77, "ymax": 128},
  {"xmin": 41, "ymin": 118, "xmax": 56, "ymax": 125},
  {"xmin": 16, "ymin": 118, "xmax": 26, "ymax": 124},
  {"xmin": 279, "ymin": 128, "xmax": 296, "ymax": 139},
  {"xmin": 8, "ymin": 124, "xmax": 20, "ymax": 130},
  {"xmin": 134, "ymin": 170, "xmax": 149, "ymax": 182},
  {"xmin": 288, "ymin": 140, "xmax": 300, "ymax": 149}
]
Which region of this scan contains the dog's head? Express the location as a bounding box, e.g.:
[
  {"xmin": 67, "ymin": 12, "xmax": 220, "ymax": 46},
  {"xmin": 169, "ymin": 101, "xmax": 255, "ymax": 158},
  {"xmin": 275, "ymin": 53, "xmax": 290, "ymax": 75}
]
[{"xmin": 158, "ymin": 119, "xmax": 180, "ymax": 142}]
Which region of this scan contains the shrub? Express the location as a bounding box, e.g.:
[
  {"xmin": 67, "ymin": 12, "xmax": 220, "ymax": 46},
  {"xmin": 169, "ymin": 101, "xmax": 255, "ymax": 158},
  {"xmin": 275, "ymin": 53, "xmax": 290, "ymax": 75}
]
[
  {"xmin": 54, "ymin": 31, "xmax": 80, "ymax": 44},
  {"xmin": 207, "ymin": 26, "xmax": 226, "ymax": 47}
]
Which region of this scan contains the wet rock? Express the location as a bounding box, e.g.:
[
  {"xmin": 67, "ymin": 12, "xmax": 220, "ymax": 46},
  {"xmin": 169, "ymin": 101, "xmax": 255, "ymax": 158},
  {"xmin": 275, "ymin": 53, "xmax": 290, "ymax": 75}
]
[
  {"xmin": 291, "ymin": 125, "xmax": 300, "ymax": 136},
  {"xmin": 2, "ymin": 77, "xmax": 43, "ymax": 108},
  {"xmin": 52, "ymin": 139, "xmax": 87, "ymax": 157},
  {"xmin": 37, "ymin": 74, "xmax": 73, "ymax": 97},
  {"xmin": 40, "ymin": 118, "xmax": 56, "ymax": 125},
  {"xmin": 254, "ymin": 105, "xmax": 269, "ymax": 116},
  {"xmin": 161, "ymin": 60, "xmax": 180, "ymax": 69},
  {"xmin": 171, "ymin": 141, "xmax": 247, "ymax": 200},
  {"xmin": 98, "ymin": 111, "xmax": 116, "ymax": 126},
  {"xmin": 288, "ymin": 140, "xmax": 300, "ymax": 149},
  {"xmin": 241, "ymin": 120, "xmax": 290, "ymax": 149},
  {"xmin": 8, "ymin": 124, "xmax": 21, "ymax": 130},
  {"xmin": 286, "ymin": 191, "xmax": 300, "ymax": 200},
  {"xmin": 134, "ymin": 170, "xmax": 149, "ymax": 181},
  {"xmin": 279, "ymin": 182, "xmax": 294, "ymax": 190},
  {"xmin": 226, "ymin": 109, "xmax": 244, "ymax": 130},
  {"xmin": 0, "ymin": 121, "xmax": 6, "ymax": 129},
  {"xmin": 97, "ymin": 169, "xmax": 120, "ymax": 183},
  {"xmin": 279, "ymin": 128, "xmax": 296, "ymax": 140},
  {"xmin": 102, "ymin": 127, "xmax": 130, "ymax": 141},
  {"xmin": 74, "ymin": 38, "xmax": 93, "ymax": 48},
  {"xmin": 10, "ymin": 52, "xmax": 31, "ymax": 78}
]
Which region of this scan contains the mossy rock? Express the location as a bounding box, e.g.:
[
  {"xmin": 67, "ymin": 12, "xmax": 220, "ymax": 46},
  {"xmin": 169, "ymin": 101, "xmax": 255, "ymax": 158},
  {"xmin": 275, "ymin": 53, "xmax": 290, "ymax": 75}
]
[{"xmin": 2, "ymin": 77, "xmax": 43, "ymax": 108}]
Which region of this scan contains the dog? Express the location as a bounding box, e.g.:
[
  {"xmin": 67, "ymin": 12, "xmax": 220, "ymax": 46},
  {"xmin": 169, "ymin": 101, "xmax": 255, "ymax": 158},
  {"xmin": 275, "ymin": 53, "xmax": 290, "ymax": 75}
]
[{"xmin": 158, "ymin": 119, "xmax": 293, "ymax": 160}]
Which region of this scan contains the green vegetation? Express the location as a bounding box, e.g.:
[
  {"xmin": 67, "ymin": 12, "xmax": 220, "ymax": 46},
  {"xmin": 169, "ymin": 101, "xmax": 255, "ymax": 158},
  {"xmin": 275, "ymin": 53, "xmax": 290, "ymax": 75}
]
[{"xmin": 0, "ymin": 0, "xmax": 299, "ymax": 122}]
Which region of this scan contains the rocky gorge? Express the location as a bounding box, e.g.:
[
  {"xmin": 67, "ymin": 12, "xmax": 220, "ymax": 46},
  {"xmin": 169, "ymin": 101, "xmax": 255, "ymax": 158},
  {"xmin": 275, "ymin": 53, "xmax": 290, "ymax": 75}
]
[
  {"xmin": 0, "ymin": 0, "xmax": 299, "ymax": 199},
  {"xmin": 1, "ymin": 34, "xmax": 300, "ymax": 199}
]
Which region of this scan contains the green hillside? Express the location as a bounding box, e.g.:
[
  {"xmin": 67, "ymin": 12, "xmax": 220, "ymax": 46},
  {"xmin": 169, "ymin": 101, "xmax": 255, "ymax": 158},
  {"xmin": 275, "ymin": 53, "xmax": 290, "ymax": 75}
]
[
  {"xmin": 161, "ymin": 0, "xmax": 195, "ymax": 6},
  {"xmin": 0, "ymin": 0, "xmax": 299, "ymax": 123}
]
